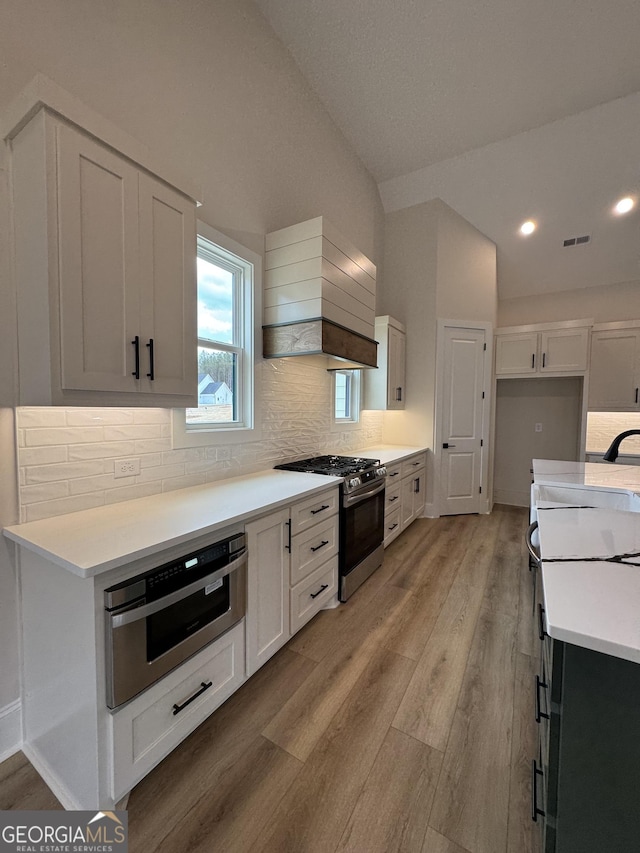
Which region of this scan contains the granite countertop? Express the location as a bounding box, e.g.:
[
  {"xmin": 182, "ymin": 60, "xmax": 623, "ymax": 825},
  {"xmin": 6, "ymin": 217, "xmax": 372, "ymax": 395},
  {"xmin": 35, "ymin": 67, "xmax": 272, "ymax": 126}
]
[{"xmin": 533, "ymin": 459, "xmax": 640, "ymax": 663}]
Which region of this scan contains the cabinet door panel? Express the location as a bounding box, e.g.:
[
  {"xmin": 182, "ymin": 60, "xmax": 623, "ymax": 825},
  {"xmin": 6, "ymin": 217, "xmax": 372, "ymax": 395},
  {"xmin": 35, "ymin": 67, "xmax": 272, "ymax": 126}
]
[
  {"xmin": 56, "ymin": 124, "xmax": 139, "ymax": 392},
  {"xmin": 246, "ymin": 510, "xmax": 290, "ymax": 676},
  {"xmin": 387, "ymin": 324, "xmax": 406, "ymax": 409},
  {"xmin": 139, "ymin": 173, "xmax": 197, "ymax": 399},
  {"xmin": 589, "ymin": 329, "xmax": 640, "ymax": 410},
  {"xmin": 540, "ymin": 328, "xmax": 588, "ymax": 373},
  {"xmin": 495, "ymin": 333, "xmax": 538, "ymax": 375}
]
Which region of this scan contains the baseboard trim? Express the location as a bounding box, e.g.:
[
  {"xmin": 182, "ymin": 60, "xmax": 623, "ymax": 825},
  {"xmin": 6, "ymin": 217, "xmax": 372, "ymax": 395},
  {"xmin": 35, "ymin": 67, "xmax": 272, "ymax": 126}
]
[
  {"xmin": 0, "ymin": 699, "xmax": 22, "ymax": 763},
  {"xmin": 21, "ymin": 742, "xmax": 81, "ymax": 810},
  {"xmin": 493, "ymin": 488, "xmax": 529, "ymax": 507}
]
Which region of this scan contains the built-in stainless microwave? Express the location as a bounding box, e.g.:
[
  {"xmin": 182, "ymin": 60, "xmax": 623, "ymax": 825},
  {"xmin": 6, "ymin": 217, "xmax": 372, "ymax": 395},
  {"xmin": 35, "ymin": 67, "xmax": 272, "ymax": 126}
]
[{"xmin": 104, "ymin": 528, "xmax": 246, "ymax": 709}]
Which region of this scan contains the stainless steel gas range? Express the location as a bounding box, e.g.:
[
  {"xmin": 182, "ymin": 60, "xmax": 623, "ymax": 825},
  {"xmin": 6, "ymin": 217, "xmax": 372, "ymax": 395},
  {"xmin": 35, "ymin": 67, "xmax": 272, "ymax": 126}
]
[{"xmin": 275, "ymin": 455, "xmax": 386, "ymax": 601}]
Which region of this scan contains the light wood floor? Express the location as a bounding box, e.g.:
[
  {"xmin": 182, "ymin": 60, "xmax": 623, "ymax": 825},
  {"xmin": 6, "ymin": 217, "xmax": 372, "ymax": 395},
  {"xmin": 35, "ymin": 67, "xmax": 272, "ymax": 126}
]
[{"xmin": 0, "ymin": 506, "xmax": 540, "ymax": 853}]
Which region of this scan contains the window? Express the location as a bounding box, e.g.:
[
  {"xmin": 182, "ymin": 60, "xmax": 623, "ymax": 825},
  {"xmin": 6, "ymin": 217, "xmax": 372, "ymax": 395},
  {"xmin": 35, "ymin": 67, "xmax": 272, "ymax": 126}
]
[
  {"xmin": 172, "ymin": 222, "xmax": 261, "ymax": 448},
  {"xmin": 333, "ymin": 369, "xmax": 361, "ymax": 426}
]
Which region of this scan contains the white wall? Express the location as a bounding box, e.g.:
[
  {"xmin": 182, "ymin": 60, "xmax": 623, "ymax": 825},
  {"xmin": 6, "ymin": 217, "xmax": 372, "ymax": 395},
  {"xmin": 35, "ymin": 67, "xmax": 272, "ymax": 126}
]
[
  {"xmin": 498, "ymin": 280, "xmax": 640, "ymax": 327},
  {"xmin": 0, "ymin": 0, "xmax": 385, "ymax": 749},
  {"xmin": 378, "ymin": 199, "xmax": 497, "ymax": 510}
]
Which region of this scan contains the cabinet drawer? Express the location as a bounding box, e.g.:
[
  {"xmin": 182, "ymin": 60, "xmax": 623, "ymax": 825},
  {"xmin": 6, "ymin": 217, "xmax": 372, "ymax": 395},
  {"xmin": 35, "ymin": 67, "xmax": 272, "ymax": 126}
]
[
  {"xmin": 290, "ymin": 515, "xmax": 339, "ymax": 585},
  {"xmin": 401, "ymin": 453, "xmax": 426, "ymax": 478},
  {"xmin": 110, "ymin": 621, "xmax": 245, "ymax": 800},
  {"xmin": 385, "ymin": 462, "xmax": 402, "ymax": 484},
  {"xmin": 384, "ymin": 482, "xmax": 401, "ymax": 514},
  {"xmin": 290, "ymin": 557, "xmax": 338, "ymax": 634},
  {"xmin": 289, "ymin": 489, "xmax": 339, "ymax": 536},
  {"xmin": 384, "ymin": 508, "xmax": 402, "ymax": 547}
]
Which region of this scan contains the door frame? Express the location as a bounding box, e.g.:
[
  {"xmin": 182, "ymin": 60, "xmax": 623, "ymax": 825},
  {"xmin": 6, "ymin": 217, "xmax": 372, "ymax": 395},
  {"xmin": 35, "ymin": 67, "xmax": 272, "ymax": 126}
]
[{"xmin": 434, "ymin": 319, "xmax": 493, "ymax": 517}]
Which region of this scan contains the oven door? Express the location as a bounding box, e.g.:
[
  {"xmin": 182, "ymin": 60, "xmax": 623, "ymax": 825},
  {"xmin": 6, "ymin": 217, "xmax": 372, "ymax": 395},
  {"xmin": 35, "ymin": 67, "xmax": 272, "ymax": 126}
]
[
  {"xmin": 106, "ymin": 552, "xmax": 246, "ymax": 709},
  {"xmin": 340, "ymin": 480, "xmax": 385, "ymax": 600}
]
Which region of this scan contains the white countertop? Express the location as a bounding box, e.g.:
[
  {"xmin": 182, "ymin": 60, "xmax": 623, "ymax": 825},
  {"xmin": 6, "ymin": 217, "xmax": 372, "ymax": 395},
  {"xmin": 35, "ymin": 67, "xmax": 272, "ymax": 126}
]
[
  {"xmin": 533, "ymin": 458, "xmax": 640, "ymax": 493},
  {"xmin": 3, "ymin": 444, "xmax": 427, "ymax": 580},
  {"xmin": 350, "ymin": 444, "xmax": 428, "ymax": 465},
  {"xmin": 534, "ymin": 461, "xmax": 640, "ymax": 663},
  {"xmin": 3, "ymin": 470, "xmax": 341, "ymax": 578}
]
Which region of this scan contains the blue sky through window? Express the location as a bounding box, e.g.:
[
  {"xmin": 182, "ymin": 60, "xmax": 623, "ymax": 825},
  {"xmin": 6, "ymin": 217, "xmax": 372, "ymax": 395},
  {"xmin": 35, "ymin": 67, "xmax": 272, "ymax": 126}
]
[{"xmin": 197, "ymin": 256, "xmax": 233, "ymax": 344}]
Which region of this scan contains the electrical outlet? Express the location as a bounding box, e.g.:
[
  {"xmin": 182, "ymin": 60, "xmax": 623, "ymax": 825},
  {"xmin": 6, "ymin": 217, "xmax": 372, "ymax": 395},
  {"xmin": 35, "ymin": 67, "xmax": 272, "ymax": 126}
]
[
  {"xmin": 535, "ymin": 423, "xmax": 543, "ymax": 433},
  {"xmin": 114, "ymin": 457, "xmax": 141, "ymax": 478}
]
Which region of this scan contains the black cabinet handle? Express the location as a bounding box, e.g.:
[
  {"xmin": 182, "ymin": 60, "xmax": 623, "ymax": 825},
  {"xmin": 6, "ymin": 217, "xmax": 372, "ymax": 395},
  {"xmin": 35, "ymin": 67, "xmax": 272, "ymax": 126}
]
[
  {"xmin": 172, "ymin": 680, "xmax": 212, "ymax": 715},
  {"xmin": 531, "ymin": 759, "xmax": 546, "ymax": 822},
  {"xmin": 131, "ymin": 335, "xmax": 140, "ymax": 379},
  {"xmin": 389, "ymin": 472, "xmax": 400, "ymax": 478},
  {"xmin": 310, "ymin": 540, "xmax": 329, "ymax": 552},
  {"xmin": 310, "ymin": 504, "xmax": 330, "ymax": 515},
  {"xmin": 535, "ymin": 674, "xmax": 549, "ymax": 723},
  {"xmin": 389, "ymin": 495, "xmax": 399, "ymax": 503},
  {"xmin": 285, "ymin": 519, "xmax": 291, "ymax": 552},
  {"xmin": 388, "ymin": 522, "xmax": 399, "ymax": 531},
  {"xmin": 310, "ymin": 583, "xmax": 329, "ymax": 599},
  {"xmin": 542, "ymin": 352, "xmax": 546, "ymax": 368},
  {"xmin": 396, "ymin": 386, "xmax": 402, "ymax": 401},
  {"xmin": 532, "ymin": 353, "xmax": 535, "ymax": 368},
  {"xmin": 414, "ymin": 478, "xmax": 420, "ymax": 494},
  {"xmin": 538, "ymin": 602, "xmax": 547, "ymax": 641},
  {"xmin": 636, "ymin": 387, "xmax": 638, "ymax": 404},
  {"xmin": 146, "ymin": 338, "xmax": 155, "ymax": 380}
]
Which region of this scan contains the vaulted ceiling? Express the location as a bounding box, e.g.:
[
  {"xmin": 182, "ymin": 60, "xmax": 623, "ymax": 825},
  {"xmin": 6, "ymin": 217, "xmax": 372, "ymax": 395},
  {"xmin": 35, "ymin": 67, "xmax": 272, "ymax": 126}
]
[{"xmin": 253, "ymin": 0, "xmax": 640, "ymax": 300}]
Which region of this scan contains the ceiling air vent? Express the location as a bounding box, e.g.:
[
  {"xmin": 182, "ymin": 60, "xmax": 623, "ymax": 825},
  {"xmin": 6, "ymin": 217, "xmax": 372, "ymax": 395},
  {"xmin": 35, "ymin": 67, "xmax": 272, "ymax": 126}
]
[{"xmin": 563, "ymin": 235, "xmax": 591, "ymax": 247}]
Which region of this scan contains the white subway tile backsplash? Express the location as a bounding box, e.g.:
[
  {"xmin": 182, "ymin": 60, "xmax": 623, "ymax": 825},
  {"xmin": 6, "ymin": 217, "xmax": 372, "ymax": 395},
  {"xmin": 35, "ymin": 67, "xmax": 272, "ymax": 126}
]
[
  {"xmin": 16, "ymin": 360, "xmax": 384, "ymax": 522},
  {"xmin": 24, "ymin": 494, "xmax": 105, "ymax": 522},
  {"xmin": 25, "ymin": 427, "xmax": 104, "ymax": 446},
  {"xmin": 68, "ymin": 441, "xmax": 137, "ymax": 460}
]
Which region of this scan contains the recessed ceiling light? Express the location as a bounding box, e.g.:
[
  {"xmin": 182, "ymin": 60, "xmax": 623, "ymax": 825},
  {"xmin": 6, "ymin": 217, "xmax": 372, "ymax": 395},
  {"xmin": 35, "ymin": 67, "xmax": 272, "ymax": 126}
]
[
  {"xmin": 520, "ymin": 220, "xmax": 536, "ymax": 235},
  {"xmin": 614, "ymin": 197, "xmax": 635, "ymax": 215}
]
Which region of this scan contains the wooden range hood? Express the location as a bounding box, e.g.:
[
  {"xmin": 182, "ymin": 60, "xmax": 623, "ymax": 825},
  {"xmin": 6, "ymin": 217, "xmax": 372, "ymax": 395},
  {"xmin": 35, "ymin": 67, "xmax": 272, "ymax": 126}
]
[
  {"xmin": 263, "ymin": 316, "xmax": 378, "ymax": 369},
  {"xmin": 262, "ymin": 216, "xmax": 378, "ymax": 370}
]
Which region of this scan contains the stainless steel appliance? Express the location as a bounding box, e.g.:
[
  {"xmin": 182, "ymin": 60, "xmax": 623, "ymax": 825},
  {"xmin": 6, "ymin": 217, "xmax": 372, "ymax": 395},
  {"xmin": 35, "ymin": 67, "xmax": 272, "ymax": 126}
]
[
  {"xmin": 104, "ymin": 527, "xmax": 246, "ymax": 709},
  {"xmin": 275, "ymin": 456, "xmax": 386, "ymax": 601}
]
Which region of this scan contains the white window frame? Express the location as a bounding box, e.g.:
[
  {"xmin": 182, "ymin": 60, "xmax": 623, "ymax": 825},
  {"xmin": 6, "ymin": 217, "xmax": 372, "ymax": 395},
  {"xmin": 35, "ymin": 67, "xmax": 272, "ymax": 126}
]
[
  {"xmin": 331, "ymin": 368, "xmax": 362, "ymax": 430},
  {"xmin": 172, "ymin": 222, "xmax": 262, "ymax": 448}
]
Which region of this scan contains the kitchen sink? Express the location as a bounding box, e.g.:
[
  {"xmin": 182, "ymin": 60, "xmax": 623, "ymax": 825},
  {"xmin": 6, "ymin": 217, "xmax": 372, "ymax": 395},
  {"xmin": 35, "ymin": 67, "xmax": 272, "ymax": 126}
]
[{"xmin": 532, "ymin": 483, "xmax": 640, "ymax": 512}]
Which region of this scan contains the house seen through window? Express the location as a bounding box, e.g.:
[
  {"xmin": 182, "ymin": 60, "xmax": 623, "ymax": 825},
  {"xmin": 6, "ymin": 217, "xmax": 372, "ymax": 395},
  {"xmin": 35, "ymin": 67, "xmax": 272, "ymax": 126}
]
[{"xmin": 185, "ymin": 232, "xmax": 253, "ymax": 429}]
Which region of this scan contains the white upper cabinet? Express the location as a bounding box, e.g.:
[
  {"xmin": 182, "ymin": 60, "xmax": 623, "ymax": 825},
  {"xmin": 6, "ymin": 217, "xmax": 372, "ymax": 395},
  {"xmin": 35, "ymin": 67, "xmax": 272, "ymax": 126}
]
[
  {"xmin": 364, "ymin": 316, "xmax": 406, "ymax": 409},
  {"xmin": 495, "ymin": 321, "xmax": 591, "ymax": 378},
  {"xmin": 589, "ymin": 324, "xmax": 640, "ymax": 411},
  {"xmin": 5, "ymin": 81, "xmax": 198, "ymax": 406}
]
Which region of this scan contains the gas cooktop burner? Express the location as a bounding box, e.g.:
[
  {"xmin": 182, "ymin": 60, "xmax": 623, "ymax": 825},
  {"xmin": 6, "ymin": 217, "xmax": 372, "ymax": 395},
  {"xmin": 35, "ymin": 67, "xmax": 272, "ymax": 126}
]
[{"xmin": 275, "ymin": 455, "xmax": 380, "ymax": 477}]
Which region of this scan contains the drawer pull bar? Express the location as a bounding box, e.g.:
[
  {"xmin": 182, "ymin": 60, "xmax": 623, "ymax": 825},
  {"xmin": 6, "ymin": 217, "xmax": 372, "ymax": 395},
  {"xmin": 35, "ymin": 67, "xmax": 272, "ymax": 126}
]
[
  {"xmin": 310, "ymin": 583, "xmax": 329, "ymax": 599},
  {"xmin": 310, "ymin": 540, "xmax": 329, "ymax": 552},
  {"xmin": 388, "ymin": 471, "xmax": 400, "ymax": 477},
  {"xmin": 310, "ymin": 504, "xmax": 330, "ymax": 515},
  {"xmin": 146, "ymin": 338, "xmax": 155, "ymax": 380},
  {"xmin": 389, "ymin": 496, "xmax": 399, "ymax": 503},
  {"xmin": 531, "ymin": 759, "xmax": 546, "ymax": 822},
  {"xmin": 172, "ymin": 680, "xmax": 213, "ymax": 716},
  {"xmin": 131, "ymin": 336, "xmax": 140, "ymax": 379},
  {"xmin": 538, "ymin": 602, "xmax": 547, "ymax": 641},
  {"xmin": 535, "ymin": 674, "xmax": 549, "ymax": 723},
  {"xmin": 388, "ymin": 522, "xmax": 399, "ymax": 531}
]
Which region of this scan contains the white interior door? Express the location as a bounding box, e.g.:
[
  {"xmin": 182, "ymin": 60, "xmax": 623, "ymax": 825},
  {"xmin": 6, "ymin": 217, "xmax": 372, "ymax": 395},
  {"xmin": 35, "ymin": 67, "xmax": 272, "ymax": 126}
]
[{"xmin": 439, "ymin": 325, "xmax": 487, "ymax": 515}]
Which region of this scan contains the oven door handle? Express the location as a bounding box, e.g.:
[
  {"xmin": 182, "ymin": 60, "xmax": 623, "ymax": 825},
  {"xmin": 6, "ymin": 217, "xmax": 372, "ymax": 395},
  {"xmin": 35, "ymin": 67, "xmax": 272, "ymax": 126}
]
[
  {"xmin": 343, "ymin": 480, "xmax": 386, "ymax": 508},
  {"xmin": 109, "ymin": 550, "xmax": 247, "ymax": 627}
]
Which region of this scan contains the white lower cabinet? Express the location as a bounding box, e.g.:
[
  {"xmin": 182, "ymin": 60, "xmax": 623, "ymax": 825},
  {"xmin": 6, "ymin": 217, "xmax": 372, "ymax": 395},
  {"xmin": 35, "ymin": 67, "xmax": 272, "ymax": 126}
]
[
  {"xmin": 245, "ymin": 508, "xmax": 290, "ymax": 676},
  {"xmin": 110, "ymin": 621, "xmax": 245, "ymax": 801},
  {"xmin": 245, "ymin": 487, "xmax": 339, "ymax": 676},
  {"xmin": 382, "ymin": 453, "xmax": 427, "ymax": 546}
]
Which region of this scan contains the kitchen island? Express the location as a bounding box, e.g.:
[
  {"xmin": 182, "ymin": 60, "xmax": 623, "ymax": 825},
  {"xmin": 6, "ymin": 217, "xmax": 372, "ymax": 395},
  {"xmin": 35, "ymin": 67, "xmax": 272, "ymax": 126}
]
[{"xmin": 530, "ymin": 459, "xmax": 640, "ymax": 852}]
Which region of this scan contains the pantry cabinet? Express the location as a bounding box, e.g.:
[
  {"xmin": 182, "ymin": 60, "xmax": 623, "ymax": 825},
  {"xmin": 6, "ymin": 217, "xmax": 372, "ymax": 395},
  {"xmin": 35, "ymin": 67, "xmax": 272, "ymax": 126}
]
[
  {"xmin": 495, "ymin": 322, "xmax": 591, "ymax": 378},
  {"xmin": 245, "ymin": 488, "xmax": 339, "ymax": 676},
  {"xmin": 365, "ymin": 316, "xmax": 406, "ymax": 410},
  {"xmin": 588, "ymin": 323, "xmax": 640, "ymax": 410},
  {"xmin": 7, "ymin": 100, "xmax": 198, "ymax": 406}
]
